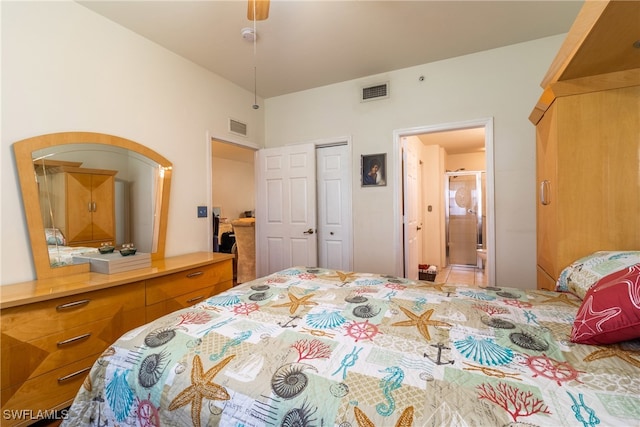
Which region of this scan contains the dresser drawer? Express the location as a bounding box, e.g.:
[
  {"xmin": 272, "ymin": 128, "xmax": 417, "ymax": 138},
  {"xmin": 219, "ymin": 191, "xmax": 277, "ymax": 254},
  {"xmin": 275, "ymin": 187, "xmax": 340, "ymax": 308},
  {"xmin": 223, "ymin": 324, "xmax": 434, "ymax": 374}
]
[
  {"xmin": 1, "ymin": 309, "xmax": 144, "ymax": 390},
  {"xmin": 1, "ymin": 353, "xmax": 98, "ymax": 426},
  {"xmin": 146, "ymin": 260, "xmax": 232, "ymax": 306},
  {"xmin": 146, "ymin": 280, "xmax": 233, "ymax": 321},
  {"xmin": 1, "ymin": 281, "xmax": 145, "ymax": 342}
]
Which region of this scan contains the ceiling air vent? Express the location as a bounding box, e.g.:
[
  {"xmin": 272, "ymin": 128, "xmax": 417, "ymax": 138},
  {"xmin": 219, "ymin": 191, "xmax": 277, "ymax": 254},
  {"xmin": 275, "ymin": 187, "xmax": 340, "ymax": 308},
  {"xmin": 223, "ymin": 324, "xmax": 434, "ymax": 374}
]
[
  {"xmin": 229, "ymin": 118, "xmax": 248, "ymax": 137},
  {"xmin": 361, "ymin": 82, "xmax": 389, "ymax": 102}
]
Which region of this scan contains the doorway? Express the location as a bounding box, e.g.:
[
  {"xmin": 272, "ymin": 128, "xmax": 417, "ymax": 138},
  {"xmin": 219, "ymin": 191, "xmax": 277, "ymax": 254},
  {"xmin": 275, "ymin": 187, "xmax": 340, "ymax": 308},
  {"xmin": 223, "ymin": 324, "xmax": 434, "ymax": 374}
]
[
  {"xmin": 393, "ymin": 118, "xmax": 495, "ymax": 285},
  {"xmin": 446, "ymin": 170, "xmax": 485, "ymax": 266}
]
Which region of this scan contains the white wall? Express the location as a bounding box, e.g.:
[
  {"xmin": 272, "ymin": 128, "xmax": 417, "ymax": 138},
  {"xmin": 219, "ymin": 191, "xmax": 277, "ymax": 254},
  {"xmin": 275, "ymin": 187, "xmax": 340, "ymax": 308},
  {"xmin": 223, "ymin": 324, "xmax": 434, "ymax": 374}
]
[
  {"xmin": 1, "ymin": 1, "xmax": 264, "ymax": 284},
  {"xmin": 265, "ymin": 35, "xmax": 565, "ymax": 287},
  {"xmin": 1, "ymin": 0, "xmax": 565, "ymax": 288},
  {"xmin": 212, "ymin": 157, "xmax": 256, "ymax": 221}
]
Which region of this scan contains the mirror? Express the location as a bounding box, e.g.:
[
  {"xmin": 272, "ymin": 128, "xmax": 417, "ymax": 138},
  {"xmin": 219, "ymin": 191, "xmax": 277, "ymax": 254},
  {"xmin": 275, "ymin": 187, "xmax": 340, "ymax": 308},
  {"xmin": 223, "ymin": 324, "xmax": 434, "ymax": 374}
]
[{"xmin": 14, "ymin": 132, "xmax": 172, "ymax": 279}]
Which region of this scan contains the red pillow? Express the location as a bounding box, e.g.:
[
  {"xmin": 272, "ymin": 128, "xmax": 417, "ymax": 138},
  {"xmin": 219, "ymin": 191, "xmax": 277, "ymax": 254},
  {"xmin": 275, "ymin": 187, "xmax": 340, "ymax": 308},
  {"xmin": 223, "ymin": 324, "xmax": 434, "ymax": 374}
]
[{"xmin": 570, "ymin": 263, "xmax": 640, "ymax": 345}]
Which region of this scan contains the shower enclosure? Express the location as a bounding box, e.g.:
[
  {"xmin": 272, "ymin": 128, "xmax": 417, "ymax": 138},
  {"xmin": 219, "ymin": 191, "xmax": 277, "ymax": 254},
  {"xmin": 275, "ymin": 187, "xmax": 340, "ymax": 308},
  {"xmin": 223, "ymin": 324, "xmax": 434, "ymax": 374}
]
[{"xmin": 445, "ymin": 171, "xmax": 485, "ymax": 266}]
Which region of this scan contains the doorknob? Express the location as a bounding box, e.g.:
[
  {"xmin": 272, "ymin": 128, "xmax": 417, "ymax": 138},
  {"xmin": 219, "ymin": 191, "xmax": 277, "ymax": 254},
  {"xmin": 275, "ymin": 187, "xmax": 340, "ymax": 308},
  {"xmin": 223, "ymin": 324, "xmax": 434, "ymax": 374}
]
[
  {"xmin": 417, "ymin": 226, "xmax": 422, "ymax": 231},
  {"xmin": 303, "ymin": 228, "xmax": 314, "ymax": 235}
]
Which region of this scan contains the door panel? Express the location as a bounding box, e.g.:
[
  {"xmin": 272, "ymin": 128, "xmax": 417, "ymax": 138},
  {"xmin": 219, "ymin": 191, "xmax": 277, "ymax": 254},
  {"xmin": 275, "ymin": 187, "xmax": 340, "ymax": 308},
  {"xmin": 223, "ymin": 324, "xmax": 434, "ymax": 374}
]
[
  {"xmin": 403, "ymin": 139, "xmax": 420, "ymax": 280},
  {"xmin": 317, "ymin": 145, "xmax": 352, "ymax": 271},
  {"xmin": 91, "ymin": 174, "xmax": 114, "ymax": 240},
  {"xmin": 66, "ymin": 173, "xmax": 93, "ymax": 243},
  {"xmin": 257, "ymin": 144, "xmax": 317, "ymax": 276}
]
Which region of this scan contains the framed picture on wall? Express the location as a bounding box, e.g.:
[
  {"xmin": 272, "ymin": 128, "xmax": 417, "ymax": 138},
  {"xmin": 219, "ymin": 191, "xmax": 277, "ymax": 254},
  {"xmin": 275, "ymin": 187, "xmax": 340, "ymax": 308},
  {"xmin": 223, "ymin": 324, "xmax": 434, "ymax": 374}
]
[{"xmin": 361, "ymin": 153, "xmax": 386, "ymax": 187}]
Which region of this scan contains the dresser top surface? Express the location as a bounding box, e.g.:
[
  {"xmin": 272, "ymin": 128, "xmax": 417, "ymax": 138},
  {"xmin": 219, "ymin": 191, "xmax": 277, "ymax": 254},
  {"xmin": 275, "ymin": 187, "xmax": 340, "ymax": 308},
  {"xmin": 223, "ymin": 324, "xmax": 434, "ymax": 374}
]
[{"xmin": 0, "ymin": 252, "xmax": 234, "ymax": 309}]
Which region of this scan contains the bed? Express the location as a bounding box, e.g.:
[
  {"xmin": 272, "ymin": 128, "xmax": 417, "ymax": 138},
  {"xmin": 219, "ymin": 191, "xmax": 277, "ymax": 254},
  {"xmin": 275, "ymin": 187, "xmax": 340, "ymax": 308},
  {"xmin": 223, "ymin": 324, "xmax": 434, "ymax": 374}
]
[
  {"xmin": 45, "ymin": 228, "xmax": 100, "ymax": 266},
  {"xmin": 62, "ymin": 256, "xmax": 640, "ymax": 426},
  {"xmin": 48, "ymin": 245, "xmax": 99, "ymax": 267}
]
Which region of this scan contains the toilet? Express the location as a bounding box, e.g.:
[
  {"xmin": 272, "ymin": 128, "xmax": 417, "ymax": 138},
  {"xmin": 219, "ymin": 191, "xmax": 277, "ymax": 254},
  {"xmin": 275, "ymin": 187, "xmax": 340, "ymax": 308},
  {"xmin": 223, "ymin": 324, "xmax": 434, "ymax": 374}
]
[{"xmin": 477, "ymin": 249, "xmax": 487, "ymax": 269}]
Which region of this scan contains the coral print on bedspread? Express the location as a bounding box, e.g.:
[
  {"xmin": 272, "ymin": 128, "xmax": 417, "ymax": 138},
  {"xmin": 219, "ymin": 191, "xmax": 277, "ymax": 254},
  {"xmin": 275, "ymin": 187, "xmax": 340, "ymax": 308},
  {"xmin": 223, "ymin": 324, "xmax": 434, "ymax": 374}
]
[{"xmin": 63, "ymin": 267, "xmax": 640, "ymax": 427}]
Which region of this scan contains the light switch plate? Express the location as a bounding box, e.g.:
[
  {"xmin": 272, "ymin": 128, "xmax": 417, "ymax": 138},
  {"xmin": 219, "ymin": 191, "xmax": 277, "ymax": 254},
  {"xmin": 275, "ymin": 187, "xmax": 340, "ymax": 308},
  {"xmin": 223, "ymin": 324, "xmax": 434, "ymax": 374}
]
[{"xmin": 197, "ymin": 206, "xmax": 208, "ymax": 218}]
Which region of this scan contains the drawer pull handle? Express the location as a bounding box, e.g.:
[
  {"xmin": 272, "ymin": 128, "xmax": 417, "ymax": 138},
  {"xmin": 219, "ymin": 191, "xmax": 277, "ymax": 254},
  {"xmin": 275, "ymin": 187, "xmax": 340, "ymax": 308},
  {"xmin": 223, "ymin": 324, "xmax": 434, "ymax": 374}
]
[
  {"xmin": 56, "ymin": 299, "xmax": 91, "ymax": 311},
  {"xmin": 186, "ymin": 296, "xmax": 205, "ymax": 304},
  {"xmin": 57, "ymin": 367, "xmax": 91, "ymax": 383},
  {"xmin": 57, "ymin": 333, "xmax": 92, "ymax": 347},
  {"xmin": 186, "ymin": 271, "xmax": 204, "ymax": 278},
  {"xmin": 540, "ymin": 180, "xmax": 551, "ymax": 206}
]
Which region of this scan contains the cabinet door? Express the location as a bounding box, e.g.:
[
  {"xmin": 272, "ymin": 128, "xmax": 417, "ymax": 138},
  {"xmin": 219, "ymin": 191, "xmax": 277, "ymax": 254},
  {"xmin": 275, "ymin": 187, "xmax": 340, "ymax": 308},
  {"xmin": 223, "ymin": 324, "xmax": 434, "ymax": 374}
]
[
  {"xmin": 65, "ymin": 172, "xmax": 114, "ymax": 244},
  {"xmin": 91, "ymin": 174, "xmax": 115, "ymax": 241},
  {"xmin": 536, "ymin": 103, "xmax": 558, "ymax": 280},
  {"xmin": 555, "ymin": 87, "xmax": 640, "ymax": 268},
  {"xmin": 66, "ymin": 172, "xmax": 94, "ymax": 243}
]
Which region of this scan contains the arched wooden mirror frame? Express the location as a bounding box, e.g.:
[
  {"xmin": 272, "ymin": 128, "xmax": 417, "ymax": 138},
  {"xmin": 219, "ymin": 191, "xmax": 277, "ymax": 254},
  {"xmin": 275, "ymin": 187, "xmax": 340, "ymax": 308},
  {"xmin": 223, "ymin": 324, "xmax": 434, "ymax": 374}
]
[{"xmin": 14, "ymin": 132, "xmax": 172, "ymax": 280}]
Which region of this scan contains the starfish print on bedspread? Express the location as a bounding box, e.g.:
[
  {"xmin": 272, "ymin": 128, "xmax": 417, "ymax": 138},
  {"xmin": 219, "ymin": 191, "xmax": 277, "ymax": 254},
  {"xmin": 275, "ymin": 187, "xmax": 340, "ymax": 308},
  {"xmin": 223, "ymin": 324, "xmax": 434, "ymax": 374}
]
[
  {"xmin": 532, "ymin": 292, "xmax": 581, "ymax": 307},
  {"xmin": 324, "ymin": 270, "xmax": 359, "ymax": 283},
  {"xmin": 354, "ymin": 405, "xmax": 414, "ymax": 427},
  {"xmin": 168, "ymin": 354, "xmax": 235, "ymax": 427},
  {"xmin": 273, "ymin": 292, "xmax": 318, "ymax": 314},
  {"xmin": 584, "ymin": 344, "xmax": 640, "ymax": 369},
  {"xmin": 416, "ymin": 282, "xmax": 448, "ymax": 293},
  {"xmin": 391, "ymin": 307, "xmax": 452, "ymax": 341}
]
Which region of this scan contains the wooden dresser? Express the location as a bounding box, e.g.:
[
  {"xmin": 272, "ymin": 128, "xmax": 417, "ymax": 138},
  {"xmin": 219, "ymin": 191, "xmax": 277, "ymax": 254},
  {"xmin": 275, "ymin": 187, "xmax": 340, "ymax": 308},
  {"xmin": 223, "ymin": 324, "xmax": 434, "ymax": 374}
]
[
  {"xmin": 530, "ymin": 0, "xmax": 640, "ymax": 290},
  {"xmin": 0, "ymin": 252, "xmax": 233, "ymax": 426}
]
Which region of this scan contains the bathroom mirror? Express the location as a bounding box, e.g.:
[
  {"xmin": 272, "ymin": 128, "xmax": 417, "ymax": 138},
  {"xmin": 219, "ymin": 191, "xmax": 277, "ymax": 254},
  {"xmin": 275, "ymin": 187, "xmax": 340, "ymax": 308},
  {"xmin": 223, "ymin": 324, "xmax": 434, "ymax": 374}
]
[{"xmin": 14, "ymin": 132, "xmax": 172, "ymax": 279}]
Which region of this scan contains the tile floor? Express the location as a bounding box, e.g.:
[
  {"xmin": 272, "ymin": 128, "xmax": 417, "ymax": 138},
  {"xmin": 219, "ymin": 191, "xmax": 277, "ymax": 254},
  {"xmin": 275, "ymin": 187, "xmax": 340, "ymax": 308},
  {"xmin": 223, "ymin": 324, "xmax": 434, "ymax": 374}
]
[{"xmin": 435, "ymin": 265, "xmax": 487, "ymax": 287}]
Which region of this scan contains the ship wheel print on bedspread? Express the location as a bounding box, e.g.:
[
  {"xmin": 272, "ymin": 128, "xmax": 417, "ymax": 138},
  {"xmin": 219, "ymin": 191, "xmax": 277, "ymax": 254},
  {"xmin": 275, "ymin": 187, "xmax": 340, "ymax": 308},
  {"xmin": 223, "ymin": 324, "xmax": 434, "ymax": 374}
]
[{"xmin": 523, "ymin": 353, "xmax": 583, "ymax": 386}]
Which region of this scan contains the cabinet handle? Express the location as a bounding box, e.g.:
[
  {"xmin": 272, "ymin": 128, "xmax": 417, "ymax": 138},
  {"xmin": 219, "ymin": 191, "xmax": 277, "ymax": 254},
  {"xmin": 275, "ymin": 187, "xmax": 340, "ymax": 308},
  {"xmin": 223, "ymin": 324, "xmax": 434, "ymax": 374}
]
[
  {"xmin": 92, "ymin": 201, "xmax": 97, "ymax": 212},
  {"xmin": 540, "ymin": 180, "xmax": 551, "ymax": 206},
  {"xmin": 88, "ymin": 202, "xmax": 92, "ymax": 212},
  {"xmin": 57, "ymin": 367, "xmax": 92, "ymax": 383},
  {"xmin": 57, "ymin": 333, "xmax": 92, "ymax": 347},
  {"xmin": 56, "ymin": 299, "xmax": 91, "ymax": 311},
  {"xmin": 186, "ymin": 296, "xmax": 205, "ymax": 304},
  {"xmin": 186, "ymin": 271, "xmax": 204, "ymax": 278}
]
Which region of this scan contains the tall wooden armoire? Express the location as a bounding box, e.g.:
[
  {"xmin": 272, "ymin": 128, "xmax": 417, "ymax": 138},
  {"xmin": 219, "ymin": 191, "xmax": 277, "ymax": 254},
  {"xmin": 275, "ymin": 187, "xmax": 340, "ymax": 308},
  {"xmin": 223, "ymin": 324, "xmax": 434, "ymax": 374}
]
[{"xmin": 530, "ymin": 0, "xmax": 640, "ymax": 290}]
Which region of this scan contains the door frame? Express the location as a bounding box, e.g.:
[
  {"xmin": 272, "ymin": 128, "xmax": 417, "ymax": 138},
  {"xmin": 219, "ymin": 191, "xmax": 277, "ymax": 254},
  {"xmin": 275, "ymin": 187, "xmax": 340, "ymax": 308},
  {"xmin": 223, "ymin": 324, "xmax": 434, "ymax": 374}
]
[{"xmin": 392, "ymin": 117, "xmax": 496, "ymax": 285}]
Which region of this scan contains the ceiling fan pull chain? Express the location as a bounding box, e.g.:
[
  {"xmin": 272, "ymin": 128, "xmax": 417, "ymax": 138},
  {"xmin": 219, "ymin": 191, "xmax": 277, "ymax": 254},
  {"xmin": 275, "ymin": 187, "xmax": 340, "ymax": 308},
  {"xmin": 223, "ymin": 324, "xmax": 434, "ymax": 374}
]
[{"xmin": 252, "ymin": 0, "xmax": 259, "ymax": 109}]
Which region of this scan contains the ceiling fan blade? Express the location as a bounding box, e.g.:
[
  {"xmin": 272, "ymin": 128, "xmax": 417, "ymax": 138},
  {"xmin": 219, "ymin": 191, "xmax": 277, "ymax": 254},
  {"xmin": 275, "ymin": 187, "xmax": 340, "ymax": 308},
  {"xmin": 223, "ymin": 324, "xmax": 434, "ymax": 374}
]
[{"xmin": 248, "ymin": 0, "xmax": 270, "ymax": 21}]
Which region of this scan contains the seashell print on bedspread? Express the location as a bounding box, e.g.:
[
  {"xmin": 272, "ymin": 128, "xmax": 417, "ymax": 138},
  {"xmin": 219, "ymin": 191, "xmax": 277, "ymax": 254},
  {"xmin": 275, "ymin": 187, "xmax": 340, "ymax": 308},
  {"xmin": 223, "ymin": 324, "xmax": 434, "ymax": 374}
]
[{"xmin": 63, "ymin": 267, "xmax": 640, "ymax": 427}]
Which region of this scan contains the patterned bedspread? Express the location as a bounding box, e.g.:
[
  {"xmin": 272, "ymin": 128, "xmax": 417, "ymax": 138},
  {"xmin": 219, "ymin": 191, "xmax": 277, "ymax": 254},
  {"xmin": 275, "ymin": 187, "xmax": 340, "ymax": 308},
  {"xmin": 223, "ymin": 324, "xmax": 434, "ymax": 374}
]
[
  {"xmin": 63, "ymin": 267, "xmax": 640, "ymax": 426},
  {"xmin": 48, "ymin": 245, "xmax": 98, "ymax": 266}
]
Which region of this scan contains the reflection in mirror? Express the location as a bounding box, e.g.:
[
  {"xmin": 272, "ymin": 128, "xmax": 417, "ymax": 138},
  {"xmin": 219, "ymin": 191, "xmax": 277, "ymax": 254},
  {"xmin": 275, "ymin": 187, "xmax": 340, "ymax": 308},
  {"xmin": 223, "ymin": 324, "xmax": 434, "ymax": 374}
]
[
  {"xmin": 14, "ymin": 132, "xmax": 172, "ymax": 280},
  {"xmin": 33, "ymin": 144, "xmax": 163, "ymax": 267}
]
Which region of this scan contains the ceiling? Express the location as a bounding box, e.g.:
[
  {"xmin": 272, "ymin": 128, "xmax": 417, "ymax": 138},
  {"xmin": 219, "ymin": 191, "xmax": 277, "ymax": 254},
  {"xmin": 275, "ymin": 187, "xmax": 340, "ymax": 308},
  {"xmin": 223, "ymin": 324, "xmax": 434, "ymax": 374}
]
[
  {"xmin": 78, "ymin": 1, "xmax": 584, "ymax": 155},
  {"xmin": 78, "ymin": 0, "xmax": 584, "ymax": 100}
]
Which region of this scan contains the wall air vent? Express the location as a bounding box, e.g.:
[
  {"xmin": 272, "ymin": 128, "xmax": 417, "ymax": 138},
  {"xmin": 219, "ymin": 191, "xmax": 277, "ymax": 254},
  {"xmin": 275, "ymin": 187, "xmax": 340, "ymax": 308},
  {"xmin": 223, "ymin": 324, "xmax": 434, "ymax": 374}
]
[
  {"xmin": 229, "ymin": 118, "xmax": 248, "ymax": 137},
  {"xmin": 361, "ymin": 82, "xmax": 389, "ymax": 102}
]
